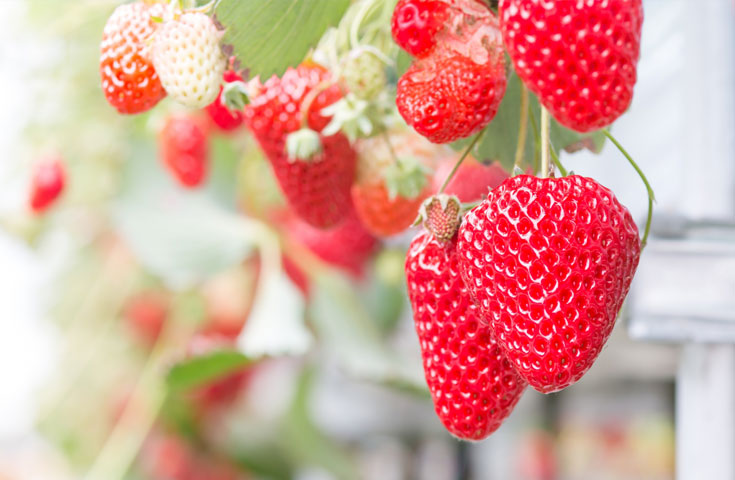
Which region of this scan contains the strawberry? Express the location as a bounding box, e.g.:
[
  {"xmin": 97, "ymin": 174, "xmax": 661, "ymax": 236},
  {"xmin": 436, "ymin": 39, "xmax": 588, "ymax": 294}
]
[
  {"xmin": 245, "ymin": 64, "xmax": 357, "ymax": 229},
  {"xmin": 283, "ymin": 208, "xmax": 377, "ymax": 277},
  {"xmin": 29, "ymin": 156, "xmax": 66, "ymax": 214},
  {"xmin": 152, "ymin": 12, "xmax": 226, "ymax": 109},
  {"xmin": 406, "ymin": 230, "xmax": 525, "ymax": 440},
  {"xmin": 342, "ymin": 50, "xmax": 387, "ymax": 100},
  {"xmin": 433, "ymin": 157, "xmax": 509, "ymax": 203},
  {"xmin": 351, "ymin": 135, "xmax": 435, "ymax": 237},
  {"xmin": 391, "ymin": 0, "xmax": 451, "ymax": 58},
  {"xmin": 159, "ymin": 114, "xmax": 209, "ymax": 188},
  {"xmin": 457, "ymin": 175, "xmax": 641, "ymax": 393},
  {"xmin": 395, "ymin": 1, "xmax": 507, "ymax": 144},
  {"xmin": 205, "ymin": 70, "xmax": 245, "ymax": 132},
  {"xmin": 100, "ymin": 2, "xmax": 166, "ymax": 114},
  {"xmin": 499, "ymin": 0, "xmax": 644, "ymax": 132}
]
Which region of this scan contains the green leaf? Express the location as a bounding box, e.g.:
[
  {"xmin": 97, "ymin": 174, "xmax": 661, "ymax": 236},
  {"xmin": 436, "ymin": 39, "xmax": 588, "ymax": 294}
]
[
  {"xmin": 166, "ymin": 349, "xmax": 251, "ymax": 393},
  {"xmin": 112, "ymin": 142, "xmax": 255, "ymax": 288},
  {"xmin": 451, "ymin": 71, "xmax": 606, "ymax": 172},
  {"xmin": 215, "ymin": 0, "xmax": 351, "ymax": 78}
]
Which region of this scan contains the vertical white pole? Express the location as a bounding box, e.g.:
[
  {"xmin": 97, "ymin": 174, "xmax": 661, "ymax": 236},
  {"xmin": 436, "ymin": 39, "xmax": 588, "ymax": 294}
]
[{"xmin": 677, "ymin": 344, "xmax": 735, "ymax": 480}]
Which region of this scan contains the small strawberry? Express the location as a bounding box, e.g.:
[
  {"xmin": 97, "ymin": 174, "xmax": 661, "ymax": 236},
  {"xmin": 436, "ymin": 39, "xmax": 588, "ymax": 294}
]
[
  {"xmin": 499, "ymin": 0, "xmax": 644, "ymax": 132},
  {"xmin": 457, "ymin": 175, "xmax": 641, "ymax": 393},
  {"xmin": 159, "ymin": 114, "xmax": 209, "ymax": 188},
  {"xmin": 205, "ymin": 70, "xmax": 245, "ymax": 132},
  {"xmin": 152, "ymin": 12, "xmax": 226, "ymax": 109},
  {"xmin": 245, "ymin": 64, "xmax": 357, "ymax": 229},
  {"xmin": 29, "ymin": 156, "xmax": 66, "ymax": 214},
  {"xmin": 351, "ymin": 135, "xmax": 433, "ymax": 237},
  {"xmin": 406, "ymin": 230, "xmax": 525, "ymax": 440},
  {"xmin": 342, "ymin": 50, "xmax": 387, "ymax": 100},
  {"xmin": 391, "ymin": 0, "xmax": 451, "ymax": 58},
  {"xmin": 100, "ymin": 2, "xmax": 166, "ymax": 114},
  {"xmin": 433, "ymin": 157, "xmax": 509, "ymax": 203},
  {"xmin": 395, "ymin": 1, "xmax": 507, "ymax": 144},
  {"xmin": 417, "ymin": 194, "xmax": 462, "ymax": 242},
  {"xmin": 283, "ymin": 208, "xmax": 377, "ymax": 277}
]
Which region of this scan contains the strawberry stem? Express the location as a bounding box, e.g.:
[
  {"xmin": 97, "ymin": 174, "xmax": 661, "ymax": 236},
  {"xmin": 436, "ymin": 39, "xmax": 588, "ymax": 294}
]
[
  {"xmin": 602, "ymin": 129, "xmax": 655, "ymax": 248},
  {"xmin": 514, "ymin": 84, "xmax": 529, "ymax": 170},
  {"xmin": 438, "ymin": 129, "xmax": 486, "ymax": 194},
  {"xmin": 549, "ymin": 141, "xmax": 568, "ymax": 176},
  {"xmin": 381, "ymin": 130, "xmax": 400, "ymax": 164},
  {"xmin": 540, "ymin": 107, "xmax": 550, "ymax": 178}
]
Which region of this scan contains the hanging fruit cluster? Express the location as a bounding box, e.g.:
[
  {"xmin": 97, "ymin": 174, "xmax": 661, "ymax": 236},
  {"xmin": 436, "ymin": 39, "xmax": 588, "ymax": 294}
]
[{"xmin": 22, "ymin": 0, "xmax": 654, "ymax": 472}]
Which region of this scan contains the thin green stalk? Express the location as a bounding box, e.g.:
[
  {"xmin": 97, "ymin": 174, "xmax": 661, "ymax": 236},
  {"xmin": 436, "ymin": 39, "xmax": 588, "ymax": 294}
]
[
  {"xmin": 438, "ymin": 130, "xmax": 486, "ymax": 194},
  {"xmin": 602, "ymin": 129, "xmax": 655, "ymax": 249},
  {"xmin": 540, "ymin": 107, "xmax": 550, "ymax": 178}
]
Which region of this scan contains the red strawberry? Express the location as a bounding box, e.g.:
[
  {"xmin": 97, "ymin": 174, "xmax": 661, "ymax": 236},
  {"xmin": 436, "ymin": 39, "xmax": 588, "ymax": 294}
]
[
  {"xmin": 499, "ymin": 0, "xmax": 644, "ymax": 132},
  {"xmin": 457, "ymin": 175, "xmax": 641, "ymax": 393},
  {"xmin": 205, "ymin": 70, "xmax": 245, "ymax": 132},
  {"xmin": 159, "ymin": 114, "xmax": 209, "ymax": 188},
  {"xmin": 406, "ymin": 230, "xmax": 525, "ymax": 440},
  {"xmin": 352, "ymin": 181, "xmax": 431, "ymax": 237},
  {"xmin": 284, "ymin": 208, "xmax": 377, "ymax": 277},
  {"xmin": 245, "ymin": 64, "xmax": 357, "ymax": 229},
  {"xmin": 395, "ymin": 1, "xmax": 507, "ymax": 144},
  {"xmin": 433, "ymin": 158, "xmax": 509, "ymax": 203},
  {"xmin": 391, "ymin": 0, "xmax": 451, "ymax": 58},
  {"xmin": 100, "ymin": 2, "xmax": 166, "ymax": 114},
  {"xmin": 29, "ymin": 156, "xmax": 66, "ymax": 214}
]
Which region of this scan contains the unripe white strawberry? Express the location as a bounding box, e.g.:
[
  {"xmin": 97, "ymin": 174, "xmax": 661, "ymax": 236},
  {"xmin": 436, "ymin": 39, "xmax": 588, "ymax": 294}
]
[{"xmin": 152, "ymin": 12, "xmax": 225, "ymax": 109}]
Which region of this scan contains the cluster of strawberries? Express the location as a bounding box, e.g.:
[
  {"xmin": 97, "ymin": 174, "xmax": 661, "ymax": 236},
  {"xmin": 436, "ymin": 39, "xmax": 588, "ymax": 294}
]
[
  {"xmin": 86, "ymin": 0, "xmax": 648, "ymax": 445},
  {"xmin": 397, "ymin": 0, "xmax": 645, "ymax": 440}
]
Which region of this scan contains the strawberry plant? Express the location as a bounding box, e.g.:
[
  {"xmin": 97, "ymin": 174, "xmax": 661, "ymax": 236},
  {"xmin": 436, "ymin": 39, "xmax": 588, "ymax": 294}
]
[{"xmin": 10, "ymin": 0, "xmax": 658, "ymax": 478}]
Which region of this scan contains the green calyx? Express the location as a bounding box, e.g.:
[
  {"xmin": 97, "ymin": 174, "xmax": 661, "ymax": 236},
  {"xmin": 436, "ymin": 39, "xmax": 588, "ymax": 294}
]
[
  {"xmin": 286, "ymin": 128, "xmax": 323, "ymax": 161},
  {"xmin": 222, "ymin": 80, "xmax": 250, "ymax": 111},
  {"xmin": 383, "ymin": 156, "xmax": 429, "ymax": 201}
]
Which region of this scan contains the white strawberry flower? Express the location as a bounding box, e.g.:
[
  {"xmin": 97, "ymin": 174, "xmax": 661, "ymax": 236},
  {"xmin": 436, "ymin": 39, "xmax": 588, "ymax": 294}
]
[{"xmin": 152, "ymin": 12, "xmax": 225, "ymax": 109}]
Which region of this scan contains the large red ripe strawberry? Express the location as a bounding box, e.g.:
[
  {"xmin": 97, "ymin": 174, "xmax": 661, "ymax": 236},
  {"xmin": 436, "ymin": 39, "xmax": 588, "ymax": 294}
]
[
  {"xmin": 406, "ymin": 230, "xmax": 525, "ymax": 440},
  {"xmin": 391, "ymin": 0, "xmax": 451, "ymax": 58},
  {"xmin": 499, "ymin": 0, "xmax": 644, "ymax": 132},
  {"xmin": 29, "ymin": 156, "xmax": 66, "ymax": 214},
  {"xmin": 100, "ymin": 2, "xmax": 166, "ymax": 114},
  {"xmin": 395, "ymin": 1, "xmax": 507, "ymax": 143},
  {"xmin": 245, "ymin": 64, "xmax": 357, "ymax": 229},
  {"xmin": 457, "ymin": 175, "xmax": 640, "ymax": 393},
  {"xmin": 159, "ymin": 114, "xmax": 209, "ymax": 188}
]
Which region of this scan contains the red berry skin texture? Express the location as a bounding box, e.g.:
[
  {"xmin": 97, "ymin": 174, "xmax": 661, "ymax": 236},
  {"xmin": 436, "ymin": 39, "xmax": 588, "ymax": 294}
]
[
  {"xmin": 406, "ymin": 231, "xmax": 526, "ymax": 440},
  {"xmin": 499, "ymin": 0, "xmax": 644, "ymax": 132},
  {"xmin": 100, "ymin": 2, "xmax": 166, "ymax": 115},
  {"xmin": 205, "ymin": 70, "xmax": 245, "ymax": 132},
  {"xmin": 392, "ymin": 0, "xmax": 451, "ymax": 58},
  {"xmin": 457, "ymin": 175, "xmax": 640, "ymax": 393},
  {"xmin": 29, "ymin": 157, "xmax": 65, "ymax": 214},
  {"xmin": 245, "ymin": 64, "xmax": 357, "ymax": 229},
  {"xmin": 159, "ymin": 115, "xmax": 209, "ymax": 188},
  {"xmin": 395, "ymin": 2, "xmax": 507, "ymax": 144}
]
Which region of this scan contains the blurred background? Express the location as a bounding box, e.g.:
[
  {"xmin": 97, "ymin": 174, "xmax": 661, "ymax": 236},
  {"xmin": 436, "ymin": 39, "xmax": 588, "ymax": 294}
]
[{"xmin": 1, "ymin": 0, "xmax": 734, "ymax": 479}]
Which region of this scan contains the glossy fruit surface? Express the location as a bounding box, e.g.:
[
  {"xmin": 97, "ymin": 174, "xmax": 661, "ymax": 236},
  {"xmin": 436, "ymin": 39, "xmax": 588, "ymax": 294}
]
[
  {"xmin": 406, "ymin": 231, "xmax": 526, "ymax": 439},
  {"xmin": 457, "ymin": 175, "xmax": 640, "ymax": 392},
  {"xmin": 499, "ymin": 0, "xmax": 644, "ymax": 131}
]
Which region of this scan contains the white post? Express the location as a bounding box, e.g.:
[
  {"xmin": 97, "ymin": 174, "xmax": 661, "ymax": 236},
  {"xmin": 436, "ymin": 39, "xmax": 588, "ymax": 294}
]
[{"xmin": 677, "ymin": 344, "xmax": 735, "ymax": 480}]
